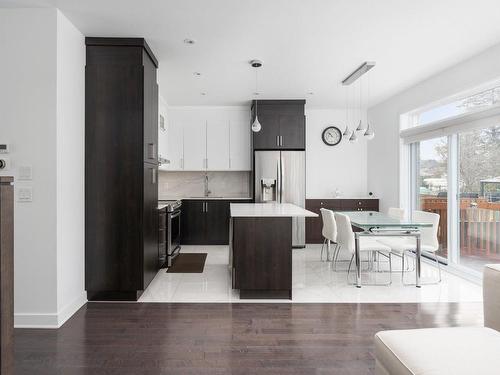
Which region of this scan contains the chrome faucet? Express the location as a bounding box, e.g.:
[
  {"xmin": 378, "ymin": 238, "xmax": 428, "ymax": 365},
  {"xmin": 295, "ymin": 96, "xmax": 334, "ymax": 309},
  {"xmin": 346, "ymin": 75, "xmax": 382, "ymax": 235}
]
[{"xmin": 204, "ymin": 174, "xmax": 211, "ymax": 197}]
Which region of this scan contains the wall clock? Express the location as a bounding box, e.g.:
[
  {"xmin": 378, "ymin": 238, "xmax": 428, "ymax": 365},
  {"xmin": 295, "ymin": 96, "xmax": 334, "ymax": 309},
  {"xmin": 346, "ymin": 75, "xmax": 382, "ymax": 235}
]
[{"xmin": 322, "ymin": 126, "xmax": 342, "ymax": 146}]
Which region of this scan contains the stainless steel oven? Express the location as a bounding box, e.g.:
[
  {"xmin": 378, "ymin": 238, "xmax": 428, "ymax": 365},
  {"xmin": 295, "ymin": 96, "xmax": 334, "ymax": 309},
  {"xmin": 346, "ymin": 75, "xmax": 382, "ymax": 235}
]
[
  {"xmin": 159, "ymin": 200, "xmax": 182, "ymax": 268},
  {"xmin": 167, "ymin": 207, "xmax": 181, "ymax": 267}
]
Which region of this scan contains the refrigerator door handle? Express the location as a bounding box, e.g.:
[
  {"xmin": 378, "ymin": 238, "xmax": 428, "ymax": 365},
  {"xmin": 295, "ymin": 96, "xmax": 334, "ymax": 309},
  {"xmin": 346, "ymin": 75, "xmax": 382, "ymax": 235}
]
[
  {"xmin": 280, "ymin": 154, "xmax": 284, "ymax": 203},
  {"xmin": 276, "ymin": 159, "xmax": 281, "ymax": 203}
]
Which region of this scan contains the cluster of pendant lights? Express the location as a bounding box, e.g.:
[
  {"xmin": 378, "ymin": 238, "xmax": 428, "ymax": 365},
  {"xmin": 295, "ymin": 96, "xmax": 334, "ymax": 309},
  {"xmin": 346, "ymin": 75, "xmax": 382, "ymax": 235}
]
[
  {"xmin": 251, "ymin": 59, "xmax": 375, "ymax": 140},
  {"xmin": 342, "ymin": 76, "xmax": 375, "ymax": 142}
]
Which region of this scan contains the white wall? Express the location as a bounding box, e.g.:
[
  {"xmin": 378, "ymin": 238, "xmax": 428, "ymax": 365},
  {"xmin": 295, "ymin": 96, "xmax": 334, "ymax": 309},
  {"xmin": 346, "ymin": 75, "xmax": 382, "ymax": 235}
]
[
  {"xmin": 0, "ymin": 8, "xmax": 85, "ymax": 328},
  {"xmin": 55, "ymin": 10, "xmax": 86, "ymax": 325},
  {"xmin": 306, "ymin": 109, "xmax": 368, "ymax": 198},
  {"xmin": 367, "ymin": 42, "xmax": 500, "ymax": 213}
]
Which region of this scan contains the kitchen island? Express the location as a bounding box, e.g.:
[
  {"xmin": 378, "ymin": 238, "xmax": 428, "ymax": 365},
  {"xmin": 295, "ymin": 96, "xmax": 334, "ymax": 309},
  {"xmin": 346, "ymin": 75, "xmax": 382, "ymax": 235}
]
[{"xmin": 230, "ymin": 203, "xmax": 317, "ymax": 299}]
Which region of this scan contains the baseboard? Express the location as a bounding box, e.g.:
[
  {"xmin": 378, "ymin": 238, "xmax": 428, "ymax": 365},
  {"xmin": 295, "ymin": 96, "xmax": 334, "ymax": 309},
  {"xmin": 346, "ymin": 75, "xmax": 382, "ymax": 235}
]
[
  {"xmin": 57, "ymin": 291, "xmax": 87, "ymax": 327},
  {"xmin": 14, "ymin": 291, "xmax": 87, "ymax": 329}
]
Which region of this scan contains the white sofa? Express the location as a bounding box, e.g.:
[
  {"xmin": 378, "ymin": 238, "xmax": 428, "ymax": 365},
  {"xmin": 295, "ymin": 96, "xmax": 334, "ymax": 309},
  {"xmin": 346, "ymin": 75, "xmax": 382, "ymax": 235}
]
[{"xmin": 374, "ymin": 264, "xmax": 500, "ymax": 375}]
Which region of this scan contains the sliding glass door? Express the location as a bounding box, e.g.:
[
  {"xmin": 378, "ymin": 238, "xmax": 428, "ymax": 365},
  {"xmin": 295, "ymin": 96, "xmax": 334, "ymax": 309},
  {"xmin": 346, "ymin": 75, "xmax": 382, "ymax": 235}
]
[
  {"xmin": 410, "ymin": 125, "xmax": 500, "ymax": 274},
  {"xmin": 414, "ymin": 137, "xmax": 449, "ymax": 261},
  {"xmin": 458, "ymin": 125, "xmax": 500, "ymax": 272}
]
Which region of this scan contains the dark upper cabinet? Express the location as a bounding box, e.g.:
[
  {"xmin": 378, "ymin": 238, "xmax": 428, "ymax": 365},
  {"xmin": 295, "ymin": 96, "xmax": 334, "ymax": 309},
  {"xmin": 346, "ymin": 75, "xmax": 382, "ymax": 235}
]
[
  {"xmin": 181, "ymin": 199, "xmax": 252, "ymax": 245},
  {"xmin": 252, "ymin": 100, "xmax": 306, "ymax": 150},
  {"xmin": 252, "ymin": 112, "xmax": 281, "ymax": 150},
  {"xmin": 85, "ymin": 38, "xmax": 159, "ymax": 301}
]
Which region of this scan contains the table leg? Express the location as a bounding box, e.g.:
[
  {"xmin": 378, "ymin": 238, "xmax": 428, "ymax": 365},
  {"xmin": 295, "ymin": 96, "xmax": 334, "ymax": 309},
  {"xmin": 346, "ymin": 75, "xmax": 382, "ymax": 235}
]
[
  {"xmin": 415, "ymin": 233, "xmax": 421, "ymax": 288},
  {"xmin": 355, "ymin": 232, "xmax": 361, "ymax": 288}
]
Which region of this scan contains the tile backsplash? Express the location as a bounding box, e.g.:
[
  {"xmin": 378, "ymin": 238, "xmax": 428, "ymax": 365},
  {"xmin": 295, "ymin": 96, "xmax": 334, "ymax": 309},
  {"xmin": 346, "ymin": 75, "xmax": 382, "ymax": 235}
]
[{"xmin": 159, "ymin": 171, "xmax": 251, "ymax": 199}]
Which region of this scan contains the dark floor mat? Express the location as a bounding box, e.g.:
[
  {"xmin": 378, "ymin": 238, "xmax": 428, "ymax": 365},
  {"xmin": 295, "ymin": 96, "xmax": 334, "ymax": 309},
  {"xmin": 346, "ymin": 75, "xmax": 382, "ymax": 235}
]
[{"xmin": 167, "ymin": 253, "xmax": 207, "ymax": 273}]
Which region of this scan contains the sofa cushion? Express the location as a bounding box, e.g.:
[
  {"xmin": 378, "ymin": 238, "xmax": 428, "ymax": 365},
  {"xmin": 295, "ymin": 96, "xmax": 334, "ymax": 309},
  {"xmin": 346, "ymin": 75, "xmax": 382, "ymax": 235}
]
[
  {"xmin": 375, "ymin": 327, "xmax": 500, "ymax": 375},
  {"xmin": 484, "ymin": 264, "xmax": 500, "ymax": 332}
]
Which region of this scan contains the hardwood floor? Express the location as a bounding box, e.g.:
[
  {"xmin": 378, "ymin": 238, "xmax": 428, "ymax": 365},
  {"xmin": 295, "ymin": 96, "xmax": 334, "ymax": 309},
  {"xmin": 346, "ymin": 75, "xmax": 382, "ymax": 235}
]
[{"xmin": 15, "ymin": 302, "xmax": 483, "ymax": 374}]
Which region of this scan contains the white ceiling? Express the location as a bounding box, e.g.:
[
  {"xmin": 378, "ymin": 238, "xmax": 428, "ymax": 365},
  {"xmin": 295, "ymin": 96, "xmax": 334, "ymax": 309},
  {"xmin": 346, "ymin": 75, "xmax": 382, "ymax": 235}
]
[{"xmin": 4, "ymin": 0, "xmax": 500, "ymax": 107}]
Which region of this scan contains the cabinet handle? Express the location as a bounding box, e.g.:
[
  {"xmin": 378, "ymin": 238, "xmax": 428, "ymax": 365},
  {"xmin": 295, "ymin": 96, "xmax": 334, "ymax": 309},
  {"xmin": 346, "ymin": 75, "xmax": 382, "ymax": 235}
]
[
  {"xmin": 180, "ymin": 158, "xmax": 184, "ymax": 169},
  {"xmin": 205, "ymin": 201, "xmax": 208, "ymax": 212},
  {"xmin": 152, "ymin": 168, "xmax": 157, "ymax": 184},
  {"xmin": 148, "ymin": 143, "xmax": 156, "ymax": 160},
  {"xmin": 206, "ymin": 158, "xmax": 209, "ymax": 169},
  {"xmin": 279, "ymin": 136, "xmax": 283, "ymax": 146},
  {"xmin": 229, "ymin": 157, "xmax": 231, "ymax": 169},
  {"xmin": 276, "ymin": 136, "xmax": 279, "ymax": 146}
]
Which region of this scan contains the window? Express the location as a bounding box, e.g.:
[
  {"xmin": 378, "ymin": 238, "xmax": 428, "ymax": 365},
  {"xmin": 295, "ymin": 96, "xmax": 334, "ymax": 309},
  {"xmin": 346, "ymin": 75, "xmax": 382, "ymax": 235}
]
[
  {"xmin": 408, "ymin": 84, "xmax": 500, "ymax": 128},
  {"xmin": 414, "ymin": 137, "xmax": 448, "ymax": 260},
  {"xmin": 458, "ymin": 125, "xmax": 500, "ymax": 272},
  {"xmin": 407, "ymin": 123, "xmax": 500, "ymax": 275}
]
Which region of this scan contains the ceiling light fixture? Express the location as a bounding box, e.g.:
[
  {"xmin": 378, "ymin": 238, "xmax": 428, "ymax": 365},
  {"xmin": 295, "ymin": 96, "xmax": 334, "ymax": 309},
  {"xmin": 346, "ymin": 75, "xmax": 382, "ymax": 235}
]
[
  {"xmin": 200, "ymin": 92, "xmax": 207, "ymax": 96},
  {"xmin": 342, "ymin": 61, "xmax": 376, "ymax": 142},
  {"xmin": 250, "ymin": 59, "xmax": 263, "ymax": 133},
  {"xmin": 193, "ymin": 72, "xmax": 201, "ymax": 76},
  {"xmin": 183, "ymin": 38, "xmax": 196, "ymax": 45},
  {"xmin": 341, "ymin": 61, "xmax": 375, "ymax": 86}
]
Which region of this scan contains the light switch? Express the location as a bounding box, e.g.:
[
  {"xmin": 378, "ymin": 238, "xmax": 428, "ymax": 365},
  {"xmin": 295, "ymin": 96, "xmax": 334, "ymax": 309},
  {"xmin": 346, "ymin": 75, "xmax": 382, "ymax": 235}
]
[
  {"xmin": 17, "ymin": 187, "xmax": 33, "ymax": 202},
  {"xmin": 18, "ymin": 165, "xmax": 32, "ymax": 180}
]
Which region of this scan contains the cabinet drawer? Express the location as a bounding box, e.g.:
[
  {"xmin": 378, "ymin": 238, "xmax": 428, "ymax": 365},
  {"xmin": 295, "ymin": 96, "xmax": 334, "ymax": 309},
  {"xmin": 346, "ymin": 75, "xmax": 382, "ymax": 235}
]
[{"xmin": 340, "ymin": 199, "xmax": 379, "ymax": 211}]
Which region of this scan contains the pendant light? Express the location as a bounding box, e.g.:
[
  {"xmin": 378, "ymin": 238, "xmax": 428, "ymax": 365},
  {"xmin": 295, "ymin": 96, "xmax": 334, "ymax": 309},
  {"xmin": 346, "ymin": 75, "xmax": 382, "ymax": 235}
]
[
  {"xmin": 364, "ymin": 69, "xmax": 375, "ymax": 140},
  {"xmin": 343, "ymin": 84, "xmax": 350, "ymax": 140},
  {"xmin": 356, "ymin": 80, "xmax": 365, "ymax": 132},
  {"xmin": 364, "ymin": 123, "xmax": 375, "ymax": 139},
  {"xmin": 250, "ymin": 60, "xmax": 263, "ymax": 133}
]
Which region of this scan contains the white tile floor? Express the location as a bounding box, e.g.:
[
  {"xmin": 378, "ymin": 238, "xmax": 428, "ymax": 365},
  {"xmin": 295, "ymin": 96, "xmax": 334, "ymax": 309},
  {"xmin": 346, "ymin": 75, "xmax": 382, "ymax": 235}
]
[{"xmin": 139, "ymin": 244, "xmax": 483, "ymax": 303}]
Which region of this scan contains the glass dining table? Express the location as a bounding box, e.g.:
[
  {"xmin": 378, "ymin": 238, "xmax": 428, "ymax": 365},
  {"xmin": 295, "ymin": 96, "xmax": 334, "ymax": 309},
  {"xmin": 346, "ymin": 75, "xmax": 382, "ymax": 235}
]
[{"xmin": 341, "ymin": 211, "xmax": 433, "ymax": 288}]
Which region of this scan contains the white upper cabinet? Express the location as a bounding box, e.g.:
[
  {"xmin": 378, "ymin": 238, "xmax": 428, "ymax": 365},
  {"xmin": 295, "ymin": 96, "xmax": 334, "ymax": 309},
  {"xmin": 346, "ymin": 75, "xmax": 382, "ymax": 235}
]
[
  {"xmin": 165, "ymin": 107, "xmax": 250, "ymax": 171},
  {"xmin": 229, "ymin": 111, "xmax": 251, "ymax": 171},
  {"xmin": 158, "ymin": 95, "xmax": 169, "ymax": 169},
  {"xmin": 182, "ymin": 112, "xmax": 206, "ymax": 171},
  {"xmin": 206, "ymin": 111, "xmax": 230, "ymax": 170},
  {"xmin": 164, "ymin": 111, "xmax": 184, "ymax": 170}
]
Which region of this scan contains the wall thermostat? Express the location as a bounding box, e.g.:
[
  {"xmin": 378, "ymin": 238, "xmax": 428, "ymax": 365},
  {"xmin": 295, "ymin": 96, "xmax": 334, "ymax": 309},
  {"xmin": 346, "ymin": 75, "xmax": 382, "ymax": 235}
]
[
  {"xmin": 0, "ymin": 157, "xmax": 10, "ymax": 170},
  {"xmin": 0, "ymin": 144, "xmax": 9, "ymax": 153}
]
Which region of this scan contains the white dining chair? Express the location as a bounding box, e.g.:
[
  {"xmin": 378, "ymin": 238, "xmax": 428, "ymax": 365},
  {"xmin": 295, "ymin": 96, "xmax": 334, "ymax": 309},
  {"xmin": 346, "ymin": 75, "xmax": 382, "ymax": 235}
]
[
  {"xmin": 379, "ymin": 210, "xmax": 441, "ymax": 284},
  {"xmin": 334, "ymin": 212, "xmax": 392, "ymax": 285},
  {"xmin": 387, "ymin": 207, "xmax": 405, "ymax": 220},
  {"xmin": 320, "ymin": 208, "xmax": 338, "ymax": 262}
]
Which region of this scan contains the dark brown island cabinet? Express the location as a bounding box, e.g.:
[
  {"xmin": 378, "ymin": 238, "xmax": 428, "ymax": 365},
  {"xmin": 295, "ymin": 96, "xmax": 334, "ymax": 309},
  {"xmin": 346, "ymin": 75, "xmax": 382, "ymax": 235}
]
[
  {"xmin": 0, "ymin": 177, "xmax": 14, "ymax": 375},
  {"xmin": 181, "ymin": 199, "xmax": 253, "ymax": 245},
  {"xmin": 251, "ymin": 100, "xmax": 306, "ymax": 150},
  {"xmin": 305, "ymin": 198, "xmax": 379, "ymax": 243},
  {"xmin": 85, "ymin": 38, "xmax": 159, "ymax": 301}
]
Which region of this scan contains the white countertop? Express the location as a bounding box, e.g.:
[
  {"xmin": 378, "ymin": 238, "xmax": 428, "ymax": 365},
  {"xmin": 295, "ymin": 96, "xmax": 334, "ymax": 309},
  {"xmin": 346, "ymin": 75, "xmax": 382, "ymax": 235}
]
[
  {"xmin": 159, "ymin": 196, "xmax": 252, "ymax": 201},
  {"xmin": 230, "ymin": 203, "xmax": 318, "ymax": 218}
]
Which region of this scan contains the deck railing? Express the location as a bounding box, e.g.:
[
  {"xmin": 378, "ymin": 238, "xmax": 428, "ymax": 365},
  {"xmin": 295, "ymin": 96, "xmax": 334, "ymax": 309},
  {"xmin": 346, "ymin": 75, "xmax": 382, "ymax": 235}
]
[{"xmin": 420, "ymin": 196, "xmax": 500, "ymax": 257}]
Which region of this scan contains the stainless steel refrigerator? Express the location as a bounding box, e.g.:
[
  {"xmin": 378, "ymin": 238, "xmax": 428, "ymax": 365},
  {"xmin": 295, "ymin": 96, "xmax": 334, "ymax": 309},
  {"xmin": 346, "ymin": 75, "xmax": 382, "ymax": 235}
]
[{"xmin": 254, "ymin": 151, "xmax": 306, "ymax": 247}]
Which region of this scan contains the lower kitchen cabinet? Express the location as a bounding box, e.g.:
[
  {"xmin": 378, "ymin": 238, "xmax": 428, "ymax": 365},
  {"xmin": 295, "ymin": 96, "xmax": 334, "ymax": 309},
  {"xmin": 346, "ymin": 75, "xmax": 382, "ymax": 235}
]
[
  {"xmin": 305, "ymin": 198, "xmax": 379, "ymax": 244},
  {"xmin": 181, "ymin": 199, "xmax": 252, "ymax": 245}
]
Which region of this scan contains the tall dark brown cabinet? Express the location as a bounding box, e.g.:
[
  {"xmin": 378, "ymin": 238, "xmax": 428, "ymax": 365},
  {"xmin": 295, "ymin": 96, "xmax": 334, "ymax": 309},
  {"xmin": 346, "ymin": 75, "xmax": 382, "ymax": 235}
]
[
  {"xmin": 0, "ymin": 177, "xmax": 14, "ymax": 375},
  {"xmin": 85, "ymin": 38, "xmax": 159, "ymax": 301}
]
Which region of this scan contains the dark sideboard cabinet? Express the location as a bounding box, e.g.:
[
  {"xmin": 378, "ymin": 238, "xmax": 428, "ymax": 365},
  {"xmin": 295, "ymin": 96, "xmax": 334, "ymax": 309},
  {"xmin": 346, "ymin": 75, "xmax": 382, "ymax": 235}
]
[
  {"xmin": 305, "ymin": 198, "xmax": 379, "ymax": 243},
  {"xmin": 0, "ymin": 177, "xmax": 13, "ymax": 375},
  {"xmin": 251, "ymin": 100, "xmax": 305, "ymax": 150},
  {"xmin": 85, "ymin": 38, "xmax": 159, "ymax": 301}
]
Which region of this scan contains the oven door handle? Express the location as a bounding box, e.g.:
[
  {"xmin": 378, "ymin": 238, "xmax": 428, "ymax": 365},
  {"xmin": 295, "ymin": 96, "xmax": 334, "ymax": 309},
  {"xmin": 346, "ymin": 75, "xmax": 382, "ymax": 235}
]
[{"xmin": 170, "ymin": 210, "xmax": 181, "ymax": 219}]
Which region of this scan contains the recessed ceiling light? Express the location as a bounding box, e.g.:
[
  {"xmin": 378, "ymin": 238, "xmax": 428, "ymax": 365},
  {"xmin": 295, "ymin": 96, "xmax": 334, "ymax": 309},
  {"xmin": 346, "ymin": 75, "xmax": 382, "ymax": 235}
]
[
  {"xmin": 307, "ymin": 92, "xmax": 314, "ymax": 95},
  {"xmin": 183, "ymin": 38, "xmax": 196, "ymax": 45},
  {"xmin": 253, "ymin": 92, "xmax": 260, "ymax": 96},
  {"xmin": 201, "ymin": 92, "xmax": 207, "ymax": 96},
  {"xmin": 193, "ymin": 72, "xmax": 201, "ymax": 77}
]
